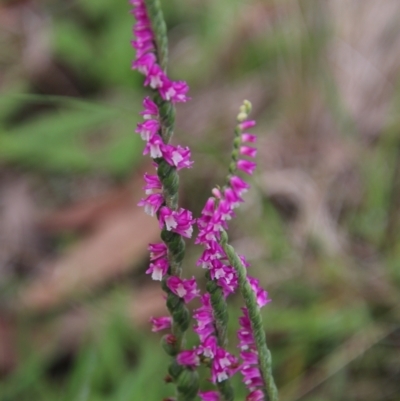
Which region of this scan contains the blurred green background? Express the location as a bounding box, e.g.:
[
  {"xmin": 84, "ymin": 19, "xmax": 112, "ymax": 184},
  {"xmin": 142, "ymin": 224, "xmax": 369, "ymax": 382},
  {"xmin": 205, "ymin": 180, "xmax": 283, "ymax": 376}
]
[{"xmin": 0, "ymin": 0, "xmax": 400, "ymax": 400}]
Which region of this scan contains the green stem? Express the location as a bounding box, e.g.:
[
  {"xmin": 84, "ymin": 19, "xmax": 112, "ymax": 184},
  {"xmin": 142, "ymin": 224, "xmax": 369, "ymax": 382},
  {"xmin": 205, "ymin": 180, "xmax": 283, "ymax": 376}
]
[
  {"xmin": 220, "ymin": 230, "xmax": 279, "ymax": 401},
  {"xmin": 144, "ymin": 0, "xmax": 168, "ymax": 70}
]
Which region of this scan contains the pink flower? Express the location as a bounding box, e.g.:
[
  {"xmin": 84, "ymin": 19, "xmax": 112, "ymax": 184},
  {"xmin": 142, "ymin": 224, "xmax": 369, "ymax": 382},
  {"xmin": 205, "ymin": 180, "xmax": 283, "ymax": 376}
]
[
  {"xmin": 201, "ymin": 197, "xmax": 216, "ymax": 217},
  {"xmin": 131, "ymin": 30, "xmax": 153, "ymax": 53},
  {"xmin": 211, "ymin": 347, "xmax": 238, "ymax": 383},
  {"xmin": 159, "ymin": 80, "xmax": 190, "ymax": 103},
  {"xmin": 143, "ymin": 173, "xmax": 162, "ymax": 194},
  {"xmin": 238, "ymin": 308, "xmax": 254, "ymax": 350},
  {"xmin": 239, "ymin": 254, "xmax": 250, "ymax": 268},
  {"xmin": 241, "ymin": 366, "xmax": 264, "ymax": 389},
  {"xmin": 246, "ymin": 390, "xmax": 264, "ymax": 401},
  {"xmin": 159, "ymin": 207, "xmax": 195, "ymax": 238},
  {"xmin": 131, "ymin": 39, "xmax": 154, "ymax": 59},
  {"xmin": 240, "ymin": 145, "xmax": 257, "ymax": 158},
  {"xmin": 194, "ymin": 323, "xmax": 214, "ymax": 342},
  {"xmin": 237, "ymin": 308, "xmax": 267, "ymax": 396},
  {"xmin": 167, "ymin": 276, "xmax": 199, "ymax": 303},
  {"xmin": 215, "ymin": 268, "xmax": 238, "ymax": 297},
  {"xmin": 192, "ymin": 294, "xmax": 213, "ymax": 328},
  {"xmin": 144, "ymin": 63, "xmax": 166, "ymax": 89},
  {"xmin": 240, "ymin": 350, "xmax": 259, "ymax": 365},
  {"xmin": 132, "ymin": 53, "xmax": 157, "ymax": 75},
  {"xmin": 143, "ymin": 134, "xmax": 163, "ymax": 158},
  {"xmin": 150, "ymin": 316, "xmax": 172, "ymax": 332},
  {"xmin": 198, "ymin": 391, "xmax": 220, "ymax": 401},
  {"xmin": 140, "ymin": 96, "xmax": 159, "ymax": 119},
  {"xmin": 177, "ymin": 349, "xmax": 200, "ymax": 368},
  {"xmin": 241, "ymin": 133, "xmax": 257, "ymax": 143},
  {"xmin": 162, "ymin": 144, "xmax": 194, "ymax": 170},
  {"xmin": 239, "ymin": 120, "xmax": 256, "ymax": 130},
  {"xmin": 229, "ymin": 175, "xmax": 250, "ymax": 196},
  {"xmin": 248, "ymin": 276, "xmax": 271, "ymax": 308},
  {"xmin": 146, "ymin": 257, "xmax": 169, "ymax": 281},
  {"xmin": 198, "ymin": 335, "xmax": 218, "ymax": 358},
  {"xmin": 211, "ymin": 187, "xmax": 222, "ymax": 199},
  {"xmin": 137, "ymin": 193, "xmax": 164, "ymax": 216},
  {"xmin": 158, "ymin": 207, "xmax": 176, "ymax": 230},
  {"xmin": 175, "ymin": 215, "xmax": 194, "ymax": 238},
  {"xmin": 216, "ymin": 199, "xmax": 235, "ymax": 221},
  {"xmin": 224, "ymin": 187, "xmax": 243, "ymax": 208},
  {"xmin": 193, "ymin": 294, "xmax": 216, "ymax": 341},
  {"xmin": 136, "ymin": 119, "xmax": 160, "ymax": 141},
  {"xmin": 148, "ymin": 242, "xmax": 167, "ymax": 260},
  {"xmin": 237, "ymin": 159, "xmax": 257, "ymax": 175},
  {"xmin": 196, "ymin": 242, "xmax": 224, "ymax": 267}
]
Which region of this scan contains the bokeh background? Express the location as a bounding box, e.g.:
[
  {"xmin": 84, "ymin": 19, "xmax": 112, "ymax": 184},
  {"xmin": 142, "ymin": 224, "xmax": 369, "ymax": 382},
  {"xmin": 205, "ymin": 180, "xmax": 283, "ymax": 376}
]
[{"xmin": 0, "ymin": 0, "xmax": 400, "ymax": 400}]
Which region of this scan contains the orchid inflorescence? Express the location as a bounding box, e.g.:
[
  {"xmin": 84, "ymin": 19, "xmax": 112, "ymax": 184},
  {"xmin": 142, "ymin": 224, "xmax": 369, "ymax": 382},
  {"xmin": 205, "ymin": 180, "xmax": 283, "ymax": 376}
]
[{"xmin": 130, "ymin": 1, "xmax": 278, "ymax": 400}]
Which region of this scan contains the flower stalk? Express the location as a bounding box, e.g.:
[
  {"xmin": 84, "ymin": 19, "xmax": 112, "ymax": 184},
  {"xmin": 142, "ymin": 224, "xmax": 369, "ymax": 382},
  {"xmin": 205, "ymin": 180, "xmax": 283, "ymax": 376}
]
[
  {"xmin": 131, "ymin": 1, "xmax": 278, "ymax": 400},
  {"xmin": 220, "ymin": 231, "xmax": 279, "ymax": 401},
  {"xmin": 131, "ymin": 0, "xmax": 198, "ymax": 399}
]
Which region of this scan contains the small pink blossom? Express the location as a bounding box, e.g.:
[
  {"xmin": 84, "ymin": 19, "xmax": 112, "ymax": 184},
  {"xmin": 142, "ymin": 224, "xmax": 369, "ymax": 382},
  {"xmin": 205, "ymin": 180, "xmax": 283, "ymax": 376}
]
[
  {"xmin": 140, "ymin": 96, "xmax": 159, "ymax": 119},
  {"xmin": 240, "ymin": 350, "xmax": 259, "ymax": 365},
  {"xmin": 198, "ymin": 335, "xmax": 218, "ymax": 358},
  {"xmin": 211, "ymin": 187, "xmax": 222, "ymax": 199},
  {"xmin": 216, "ymin": 268, "xmax": 238, "ymax": 297},
  {"xmin": 240, "ymin": 145, "xmax": 257, "ymax": 158},
  {"xmin": 224, "ymin": 187, "xmax": 243, "ymax": 208},
  {"xmin": 143, "ymin": 173, "xmax": 162, "ymax": 194},
  {"xmin": 159, "ymin": 207, "xmax": 195, "ymax": 238},
  {"xmin": 241, "ymin": 133, "xmax": 257, "ymax": 143},
  {"xmin": 159, "ymin": 80, "xmax": 190, "ymax": 103},
  {"xmin": 211, "ymin": 347, "xmax": 238, "ymax": 383},
  {"xmin": 237, "ymin": 159, "xmax": 257, "ymax": 175},
  {"xmin": 239, "ymin": 120, "xmax": 256, "ymax": 130},
  {"xmin": 143, "ymin": 134, "xmax": 163, "ymax": 158},
  {"xmin": 150, "ymin": 316, "xmax": 172, "ymax": 332},
  {"xmin": 201, "ymin": 197, "xmax": 216, "ymax": 217},
  {"xmin": 132, "ymin": 53, "xmax": 156, "ymax": 75},
  {"xmin": 148, "ymin": 242, "xmax": 167, "ymax": 260},
  {"xmin": 144, "ymin": 64, "xmax": 166, "ymax": 89},
  {"xmin": 241, "ymin": 365, "xmax": 264, "ymax": 389},
  {"xmin": 239, "ymin": 254, "xmax": 251, "ymax": 268},
  {"xmin": 238, "ymin": 308, "xmax": 254, "ymax": 350},
  {"xmin": 167, "ymin": 276, "xmax": 199, "ymax": 303},
  {"xmin": 198, "ymin": 391, "xmax": 220, "ymax": 401},
  {"xmin": 158, "ymin": 207, "xmax": 176, "ymax": 230},
  {"xmin": 162, "ymin": 144, "xmax": 194, "ymax": 170},
  {"xmin": 136, "ymin": 119, "xmax": 160, "ymax": 141},
  {"xmin": 146, "ymin": 257, "xmax": 169, "ymax": 281},
  {"xmin": 246, "ymin": 390, "xmax": 265, "ymax": 401},
  {"xmin": 137, "ymin": 193, "xmax": 164, "ymax": 216},
  {"xmin": 176, "ymin": 349, "xmax": 200, "ymax": 368},
  {"xmin": 216, "ymin": 199, "xmax": 235, "ymax": 221},
  {"xmin": 248, "ymin": 276, "xmax": 271, "ymax": 308},
  {"xmin": 131, "ymin": 39, "xmax": 154, "ymax": 59}
]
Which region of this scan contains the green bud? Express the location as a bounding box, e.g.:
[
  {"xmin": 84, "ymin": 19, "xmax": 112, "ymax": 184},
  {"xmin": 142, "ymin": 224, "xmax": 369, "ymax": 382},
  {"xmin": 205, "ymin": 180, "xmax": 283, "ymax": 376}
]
[
  {"xmin": 176, "ymin": 368, "xmax": 200, "ymax": 400},
  {"xmin": 244, "ymin": 99, "xmax": 252, "ymax": 113},
  {"xmin": 237, "ymin": 111, "xmax": 248, "ymax": 122},
  {"xmin": 168, "ymin": 359, "xmax": 184, "ymax": 380},
  {"xmin": 161, "ymin": 334, "xmax": 180, "ymax": 356}
]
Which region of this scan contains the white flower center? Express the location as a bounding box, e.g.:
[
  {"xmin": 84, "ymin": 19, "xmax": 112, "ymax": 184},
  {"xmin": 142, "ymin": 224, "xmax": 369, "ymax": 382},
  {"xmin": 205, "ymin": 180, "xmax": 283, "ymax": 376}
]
[
  {"xmin": 164, "ymin": 215, "xmax": 177, "ymax": 231},
  {"xmin": 176, "ymin": 283, "xmax": 187, "ymax": 298},
  {"xmin": 150, "ymin": 144, "xmax": 162, "ymax": 158},
  {"xmin": 152, "ymin": 266, "xmax": 163, "ymax": 281}
]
